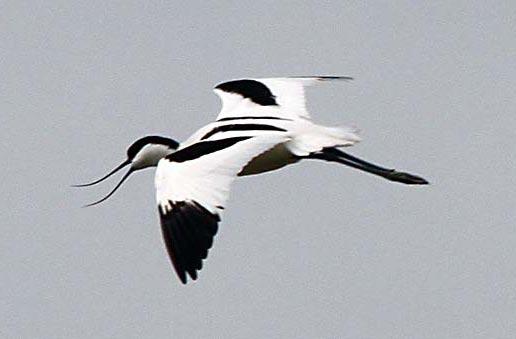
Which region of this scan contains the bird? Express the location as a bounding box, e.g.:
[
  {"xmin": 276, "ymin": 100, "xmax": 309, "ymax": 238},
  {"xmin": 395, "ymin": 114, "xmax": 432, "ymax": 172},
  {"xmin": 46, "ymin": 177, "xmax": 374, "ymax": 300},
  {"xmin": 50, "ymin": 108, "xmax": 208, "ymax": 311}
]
[
  {"xmin": 72, "ymin": 136, "xmax": 180, "ymax": 206},
  {"xmin": 75, "ymin": 76, "xmax": 428, "ymax": 284}
]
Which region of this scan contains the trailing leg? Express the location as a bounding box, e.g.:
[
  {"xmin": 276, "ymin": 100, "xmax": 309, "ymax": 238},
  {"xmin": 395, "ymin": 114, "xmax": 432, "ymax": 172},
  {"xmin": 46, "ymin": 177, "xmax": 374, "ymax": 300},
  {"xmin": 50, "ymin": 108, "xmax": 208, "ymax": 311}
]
[{"xmin": 307, "ymin": 147, "xmax": 428, "ymax": 185}]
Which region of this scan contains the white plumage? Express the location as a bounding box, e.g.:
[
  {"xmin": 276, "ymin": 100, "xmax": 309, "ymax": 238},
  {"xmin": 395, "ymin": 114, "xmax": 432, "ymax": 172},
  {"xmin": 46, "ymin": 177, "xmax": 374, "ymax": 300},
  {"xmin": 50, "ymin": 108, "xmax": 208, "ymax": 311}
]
[
  {"xmin": 155, "ymin": 134, "xmax": 289, "ymax": 215},
  {"xmin": 76, "ymin": 76, "xmax": 428, "ymax": 284}
]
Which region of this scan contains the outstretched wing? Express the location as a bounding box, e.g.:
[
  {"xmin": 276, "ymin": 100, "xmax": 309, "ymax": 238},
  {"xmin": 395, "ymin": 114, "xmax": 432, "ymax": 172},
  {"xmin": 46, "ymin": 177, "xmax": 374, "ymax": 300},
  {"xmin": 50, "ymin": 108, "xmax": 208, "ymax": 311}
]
[
  {"xmin": 155, "ymin": 134, "xmax": 289, "ymax": 284},
  {"xmin": 213, "ymin": 76, "xmax": 352, "ymax": 121}
]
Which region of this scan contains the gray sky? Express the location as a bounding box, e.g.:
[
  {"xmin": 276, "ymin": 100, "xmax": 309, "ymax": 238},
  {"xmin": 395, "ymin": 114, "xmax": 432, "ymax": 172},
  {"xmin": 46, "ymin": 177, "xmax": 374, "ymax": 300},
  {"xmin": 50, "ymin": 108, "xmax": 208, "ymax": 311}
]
[{"xmin": 2, "ymin": 1, "xmax": 516, "ymax": 338}]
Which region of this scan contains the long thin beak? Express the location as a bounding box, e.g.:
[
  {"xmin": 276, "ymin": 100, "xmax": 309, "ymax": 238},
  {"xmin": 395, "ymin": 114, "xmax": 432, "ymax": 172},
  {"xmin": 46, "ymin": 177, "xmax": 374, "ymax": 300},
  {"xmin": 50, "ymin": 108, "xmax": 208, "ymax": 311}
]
[
  {"xmin": 73, "ymin": 159, "xmax": 131, "ymax": 187},
  {"xmin": 83, "ymin": 168, "xmax": 134, "ymax": 207}
]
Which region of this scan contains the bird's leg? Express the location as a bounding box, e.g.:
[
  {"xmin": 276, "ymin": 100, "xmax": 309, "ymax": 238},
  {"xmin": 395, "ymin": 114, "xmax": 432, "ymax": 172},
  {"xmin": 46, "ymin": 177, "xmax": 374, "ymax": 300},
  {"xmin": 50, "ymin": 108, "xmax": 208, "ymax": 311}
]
[{"xmin": 307, "ymin": 147, "xmax": 429, "ymax": 185}]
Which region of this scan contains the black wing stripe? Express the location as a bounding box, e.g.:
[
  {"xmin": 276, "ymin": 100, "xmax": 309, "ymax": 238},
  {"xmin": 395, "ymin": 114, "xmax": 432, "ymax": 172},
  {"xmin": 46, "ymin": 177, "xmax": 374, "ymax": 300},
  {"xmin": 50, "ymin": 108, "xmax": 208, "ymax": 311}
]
[
  {"xmin": 159, "ymin": 201, "xmax": 219, "ymax": 284},
  {"xmin": 215, "ymin": 79, "xmax": 278, "ymax": 106},
  {"xmin": 166, "ymin": 137, "xmax": 252, "ymax": 163},
  {"xmin": 200, "ymin": 124, "xmax": 287, "ymax": 140}
]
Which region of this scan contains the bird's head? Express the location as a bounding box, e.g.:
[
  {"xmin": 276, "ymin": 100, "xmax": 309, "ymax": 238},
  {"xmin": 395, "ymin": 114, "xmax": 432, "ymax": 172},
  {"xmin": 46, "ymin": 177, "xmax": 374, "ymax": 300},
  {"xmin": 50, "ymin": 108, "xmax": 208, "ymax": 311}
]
[
  {"xmin": 74, "ymin": 136, "xmax": 179, "ymax": 206},
  {"xmin": 125, "ymin": 136, "xmax": 180, "ymax": 170}
]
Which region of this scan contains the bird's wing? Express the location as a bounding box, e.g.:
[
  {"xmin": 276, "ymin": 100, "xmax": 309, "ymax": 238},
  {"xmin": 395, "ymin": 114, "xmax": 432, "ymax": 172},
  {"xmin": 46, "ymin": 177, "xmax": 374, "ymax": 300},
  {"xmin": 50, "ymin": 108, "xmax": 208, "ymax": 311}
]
[
  {"xmin": 213, "ymin": 76, "xmax": 352, "ymax": 121},
  {"xmin": 155, "ymin": 134, "xmax": 289, "ymax": 284}
]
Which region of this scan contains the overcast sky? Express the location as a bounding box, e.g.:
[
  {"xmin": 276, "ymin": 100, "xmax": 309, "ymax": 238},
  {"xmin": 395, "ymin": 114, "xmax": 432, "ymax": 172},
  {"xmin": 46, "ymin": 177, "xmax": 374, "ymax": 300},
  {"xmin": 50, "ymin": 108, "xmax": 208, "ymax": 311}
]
[{"xmin": 2, "ymin": 1, "xmax": 516, "ymax": 338}]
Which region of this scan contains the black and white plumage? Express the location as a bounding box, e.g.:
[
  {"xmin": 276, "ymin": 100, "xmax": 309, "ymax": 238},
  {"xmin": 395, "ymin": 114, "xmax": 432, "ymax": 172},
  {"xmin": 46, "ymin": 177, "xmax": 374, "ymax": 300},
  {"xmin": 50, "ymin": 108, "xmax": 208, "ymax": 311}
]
[
  {"xmin": 73, "ymin": 136, "xmax": 179, "ymax": 206},
  {"xmin": 76, "ymin": 76, "xmax": 428, "ymax": 284}
]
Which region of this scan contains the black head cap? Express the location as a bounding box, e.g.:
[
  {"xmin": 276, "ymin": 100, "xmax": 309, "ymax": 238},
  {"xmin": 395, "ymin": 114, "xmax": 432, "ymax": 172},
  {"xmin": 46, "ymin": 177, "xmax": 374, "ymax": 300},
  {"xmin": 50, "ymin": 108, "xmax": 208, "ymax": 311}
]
[{"xmin": 127, "ymin": 136, "xmax": 180, "ymax": 159}]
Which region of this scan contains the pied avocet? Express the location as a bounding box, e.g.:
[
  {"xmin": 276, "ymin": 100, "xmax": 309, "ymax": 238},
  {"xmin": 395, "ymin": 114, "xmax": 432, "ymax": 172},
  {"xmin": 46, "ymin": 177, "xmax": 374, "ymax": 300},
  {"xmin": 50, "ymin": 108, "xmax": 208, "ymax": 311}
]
[{"xmin": 76, "ymin": 76, "xmax": 428, "ymax": 284}]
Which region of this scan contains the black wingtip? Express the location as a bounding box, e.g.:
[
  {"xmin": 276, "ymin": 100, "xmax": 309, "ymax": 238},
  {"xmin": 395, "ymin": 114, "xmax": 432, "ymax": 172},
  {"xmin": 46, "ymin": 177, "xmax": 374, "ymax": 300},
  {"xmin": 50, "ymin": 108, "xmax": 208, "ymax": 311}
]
[
  {"xmin": 317, "ymin": 76, "xmax": 354, "ymax": 81},
  {"xmin": 159, "ymin": 201, "xmax": 220, "ymax": 284},
  {"xmin": 178, "ymin": 272, "xmax": 187, "ymax": 284},
  {"xmin": 289, "ymin": 75, "xmax": 354, "ymax": 81}
]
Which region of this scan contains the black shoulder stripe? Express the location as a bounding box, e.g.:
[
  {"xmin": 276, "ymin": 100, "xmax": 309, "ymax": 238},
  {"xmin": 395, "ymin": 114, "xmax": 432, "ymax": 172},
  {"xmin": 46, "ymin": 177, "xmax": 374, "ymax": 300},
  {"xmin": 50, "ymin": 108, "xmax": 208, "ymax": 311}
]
[
  {"xmin": 217, "ymin": 116, "xmax": 291, "ymax": 122},
  {"xmin": 166, "ymin": 136, "xmax": 252, "ymax": 163},
  {"xmin": 159, "ymin": 200, "xmax": 219, "ymax": 284},
  {"xmin": 215, "ymin": 79, "xmax": 278, "ymax": 106},
  {"xmin": 200, "ymin": 124, "xmax": 287, "ymax": 140}
]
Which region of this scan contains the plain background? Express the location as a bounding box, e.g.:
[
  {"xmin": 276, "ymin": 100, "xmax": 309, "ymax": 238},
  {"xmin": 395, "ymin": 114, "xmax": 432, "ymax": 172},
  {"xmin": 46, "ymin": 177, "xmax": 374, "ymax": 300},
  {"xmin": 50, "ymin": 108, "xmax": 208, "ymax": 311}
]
[{"xmin": 2, "ymin": 1, "xmax": 516, "ymax": 338}]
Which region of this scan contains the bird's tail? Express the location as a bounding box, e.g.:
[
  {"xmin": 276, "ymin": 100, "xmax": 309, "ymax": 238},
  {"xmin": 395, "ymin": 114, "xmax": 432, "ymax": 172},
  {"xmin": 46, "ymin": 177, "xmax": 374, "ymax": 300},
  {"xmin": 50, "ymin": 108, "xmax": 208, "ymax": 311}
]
[{"xmin": 287, "ymin": 125, "xmax": 361, "ymax": 156}]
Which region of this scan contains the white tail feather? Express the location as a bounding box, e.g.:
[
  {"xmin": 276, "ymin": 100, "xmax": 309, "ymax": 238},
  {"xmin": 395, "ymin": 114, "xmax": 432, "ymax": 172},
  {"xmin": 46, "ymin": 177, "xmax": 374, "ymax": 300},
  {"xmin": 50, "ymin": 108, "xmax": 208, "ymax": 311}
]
[{"xmin": 287, "ymin": 125, "xmax": 361, "ymax": 156}]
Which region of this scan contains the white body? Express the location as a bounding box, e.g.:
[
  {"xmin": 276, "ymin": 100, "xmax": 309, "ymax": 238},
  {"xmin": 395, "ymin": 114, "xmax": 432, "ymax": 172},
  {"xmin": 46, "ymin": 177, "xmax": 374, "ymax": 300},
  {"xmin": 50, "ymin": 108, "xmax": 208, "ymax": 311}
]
[
  {"xmin": 180, "ymin": 118, "xmax": 360, "ymax": 176},
  {"xmin": 156, "ymin": 77, "xmax": 360, "ymax": 214},
  {"xmin": 79, "ymin": 76, "xmax": 425, "ymax": 284},
  {"xmin": 153, "ymin": 76, "xmax": 363, "ymax": 283}
]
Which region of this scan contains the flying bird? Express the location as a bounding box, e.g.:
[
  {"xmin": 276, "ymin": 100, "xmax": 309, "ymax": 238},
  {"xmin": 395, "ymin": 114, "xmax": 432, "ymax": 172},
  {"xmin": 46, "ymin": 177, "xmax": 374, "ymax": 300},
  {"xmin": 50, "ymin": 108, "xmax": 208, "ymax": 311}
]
[
  {"xmin": 73, "ymin": 136, "xmax": 180, "ymax": 206},
  {"xmin": 76, "ymin": 76, "xmax": 428, "ymax": 284}
]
